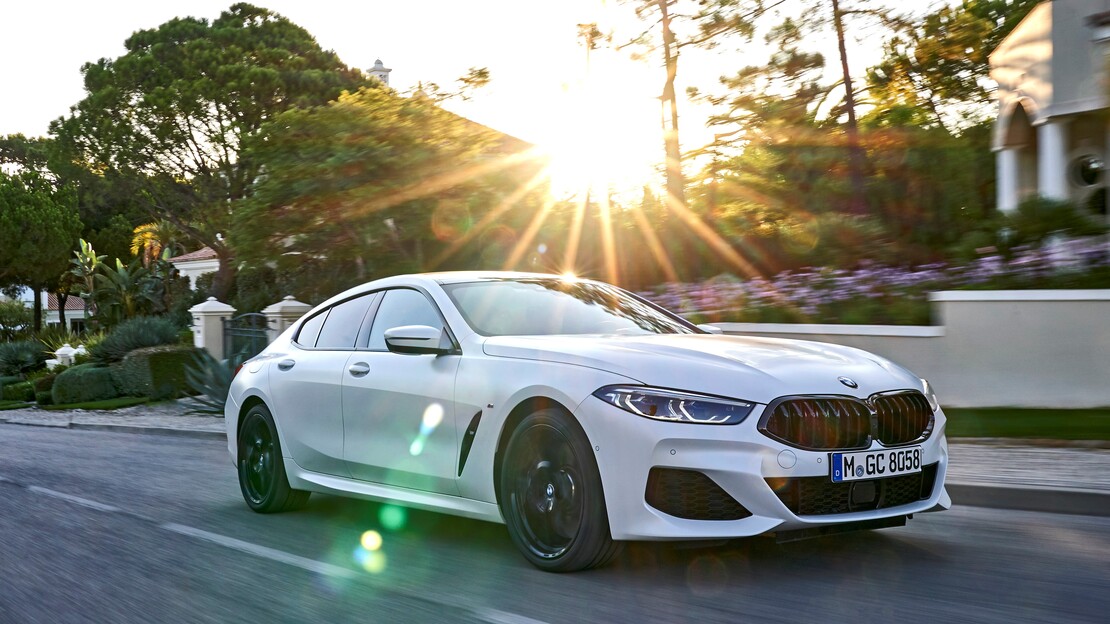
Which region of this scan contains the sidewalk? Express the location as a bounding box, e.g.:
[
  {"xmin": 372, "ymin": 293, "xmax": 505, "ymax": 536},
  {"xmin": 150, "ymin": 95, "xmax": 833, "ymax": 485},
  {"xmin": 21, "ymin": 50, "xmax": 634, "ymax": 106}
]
[{"xmin": 2, "ymin": 400, "xmax": 1108, "ymax": 517}]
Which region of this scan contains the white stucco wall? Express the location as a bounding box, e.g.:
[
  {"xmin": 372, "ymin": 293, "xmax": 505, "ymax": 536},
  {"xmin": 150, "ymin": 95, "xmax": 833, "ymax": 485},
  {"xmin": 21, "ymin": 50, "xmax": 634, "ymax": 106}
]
[{"xmin": 712, "ymin": 290, "xmax": 1110, "ymax": 408}]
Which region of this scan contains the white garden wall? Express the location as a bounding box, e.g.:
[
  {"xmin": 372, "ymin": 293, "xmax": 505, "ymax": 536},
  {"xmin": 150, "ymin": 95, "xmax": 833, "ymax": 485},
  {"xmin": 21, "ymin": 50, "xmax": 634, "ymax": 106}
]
[{"xmin": 713, "ymin": 290, "xmax": 1110, "ymax": 408}]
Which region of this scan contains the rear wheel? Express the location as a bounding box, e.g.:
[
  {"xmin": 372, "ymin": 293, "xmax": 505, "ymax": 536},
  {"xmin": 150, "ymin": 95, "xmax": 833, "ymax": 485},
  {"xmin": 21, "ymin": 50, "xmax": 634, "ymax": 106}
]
[
  {"xmin": 238, "ymin": 404, "xmax": 310, "ymax": 513},
  {"xmin": 500, "ymin": 408, "xmax": 621, "ymax": 572}
]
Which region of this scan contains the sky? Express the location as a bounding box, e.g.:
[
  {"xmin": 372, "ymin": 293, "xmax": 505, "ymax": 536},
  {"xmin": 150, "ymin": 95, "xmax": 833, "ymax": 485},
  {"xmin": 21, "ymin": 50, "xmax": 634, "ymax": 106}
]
[{"xmin": 0, "ymin": 0, "xmax": 923, "ymax": 193}]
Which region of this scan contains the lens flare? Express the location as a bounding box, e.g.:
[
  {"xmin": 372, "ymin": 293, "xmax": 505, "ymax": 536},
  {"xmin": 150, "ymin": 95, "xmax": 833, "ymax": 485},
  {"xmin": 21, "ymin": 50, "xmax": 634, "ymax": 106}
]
[
  {"xmin": 379, "ymin": 505, "xmax": 408, "ymax": 531},
  {"xmin": 360, "ymin": 530, "xmax": 383, "ymax": 551},
  {"xmin": 352, "ymin": 546, "xmax": 387, "ymax": 574},
  {"xmin": 421, "ymin": 403, "xmax": 444, "ymax": 433}
]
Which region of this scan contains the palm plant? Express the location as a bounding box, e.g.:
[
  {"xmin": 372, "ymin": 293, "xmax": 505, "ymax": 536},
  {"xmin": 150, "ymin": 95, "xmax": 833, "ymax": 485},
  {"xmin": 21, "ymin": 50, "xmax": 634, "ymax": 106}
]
[
  {"xmin": 93, "ymin": 258, "xmax": 163, "ymax": 326},
  {"xmin": 131, "ymin": 220, "xmax": 187, "ymax": 267}
]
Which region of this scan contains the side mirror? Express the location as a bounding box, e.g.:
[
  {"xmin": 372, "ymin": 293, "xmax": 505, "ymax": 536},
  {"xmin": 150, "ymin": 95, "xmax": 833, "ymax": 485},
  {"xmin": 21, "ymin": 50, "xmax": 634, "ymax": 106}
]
[
  {"xmin": 697, "ymin": 324, "xmax": 724, "ymax": 335},
  {"xmin": 384, "ymin": 325, "xmax": 455, "ymax": 355}
]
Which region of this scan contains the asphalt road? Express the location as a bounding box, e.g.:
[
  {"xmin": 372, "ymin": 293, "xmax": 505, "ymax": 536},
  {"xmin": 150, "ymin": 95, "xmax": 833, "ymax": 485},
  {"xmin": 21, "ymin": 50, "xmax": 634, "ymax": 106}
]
[{"xmin": 1, "ymin": 425, "xmax": 1107, "ymax": 624}]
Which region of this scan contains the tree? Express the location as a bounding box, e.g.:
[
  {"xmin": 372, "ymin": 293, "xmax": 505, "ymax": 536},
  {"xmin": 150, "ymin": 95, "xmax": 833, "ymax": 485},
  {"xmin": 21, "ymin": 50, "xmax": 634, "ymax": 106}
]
[
  {"xmin": 867, "ymin": 0, "xmax": 1039, "ymax": 129},
  {"xmin": 52, "ymin": 2, "xmax": 371, "ymax": 300},
  {"xmin": 233, "ymin": 87, "xmax": 545, "ymax": 302},
  {"xmin": 0, "ymin": 172, "xmax": 82, "ymax": 331}
]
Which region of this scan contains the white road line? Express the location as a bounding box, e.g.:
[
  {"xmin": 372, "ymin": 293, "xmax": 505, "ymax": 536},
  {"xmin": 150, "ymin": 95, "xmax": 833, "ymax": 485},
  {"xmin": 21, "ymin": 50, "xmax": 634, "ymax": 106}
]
[
  {"xmin": 5, "ymin": 474, "xmax": 549, "ymax": 624},
  {"xmin": 27, "ymin": 486, "xmax": 121, "ymax": 513},
  {"xmin": 161, "ymin": 523, "xmax": 359, "ymax": 580},
  {"xmin": 477, "ymin": 608, "xmax": 552, "ymax": 624}
]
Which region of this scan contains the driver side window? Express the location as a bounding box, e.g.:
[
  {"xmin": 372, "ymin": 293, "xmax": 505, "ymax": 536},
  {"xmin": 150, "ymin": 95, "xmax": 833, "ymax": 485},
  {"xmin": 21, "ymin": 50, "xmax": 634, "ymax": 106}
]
[{"xmin": 365, "ymin": 289, "xmax": 444, "ymax": 351}]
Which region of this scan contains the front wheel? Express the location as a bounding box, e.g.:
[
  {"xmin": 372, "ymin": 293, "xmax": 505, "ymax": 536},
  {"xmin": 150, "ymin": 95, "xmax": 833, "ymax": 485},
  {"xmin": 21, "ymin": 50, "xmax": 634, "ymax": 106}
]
[
  {"xmin": 238, "ymin": 404, "xmax": 310, "ymax": 513},
  {"xmin": 500, "ymin": 408, "xmax": 621, "ymax": 572}
]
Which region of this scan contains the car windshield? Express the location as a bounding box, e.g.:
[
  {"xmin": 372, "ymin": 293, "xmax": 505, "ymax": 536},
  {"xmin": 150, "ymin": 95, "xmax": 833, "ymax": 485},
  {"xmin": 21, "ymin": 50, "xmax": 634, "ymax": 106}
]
[{"xmin": 442, "ymin": 278, "xmax": 698, "ymax": 337}]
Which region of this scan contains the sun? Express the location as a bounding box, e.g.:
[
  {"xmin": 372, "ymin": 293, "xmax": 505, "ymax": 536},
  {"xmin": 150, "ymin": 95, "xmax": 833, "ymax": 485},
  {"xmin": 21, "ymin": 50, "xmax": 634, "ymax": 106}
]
[{"xmin": 533, "ymin": 54, "xmax": 664, "ymax": 199}]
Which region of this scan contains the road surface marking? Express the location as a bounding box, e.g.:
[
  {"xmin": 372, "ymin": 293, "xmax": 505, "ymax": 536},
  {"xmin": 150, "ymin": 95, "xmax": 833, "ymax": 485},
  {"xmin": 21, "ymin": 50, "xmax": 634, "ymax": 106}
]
[
  {"xmin": 162, "ymin": 522, "xmax": 359, "ymax": 580},
  {"xmin": 0, "ymin": 473, "xmax": 551, "ymax": 624},
  {"xmin": 27, "ymin": 485, "xmax": 121, "ymax": 513}
]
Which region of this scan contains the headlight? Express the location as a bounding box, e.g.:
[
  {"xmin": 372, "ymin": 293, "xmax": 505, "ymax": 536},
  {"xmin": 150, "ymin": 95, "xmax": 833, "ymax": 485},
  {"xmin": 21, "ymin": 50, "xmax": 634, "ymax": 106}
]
[
  {"xmin": 593, "ymin": 386, "xmax": 755, "ymax": 425},
  {"xmin": 922, "ymin": 379, "xmax": 940, "ymax": 412}
]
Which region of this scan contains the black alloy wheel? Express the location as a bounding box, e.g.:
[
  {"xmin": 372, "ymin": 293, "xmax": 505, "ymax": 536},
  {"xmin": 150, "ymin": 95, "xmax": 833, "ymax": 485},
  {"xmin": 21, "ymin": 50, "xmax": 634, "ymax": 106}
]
[
  {"xmin": 500, "ymin": 408, "xmax": 621, "ymax": 572},
  {"xmin": 237, "ymin": 404, "xmax": 309, "ymax": 513}
]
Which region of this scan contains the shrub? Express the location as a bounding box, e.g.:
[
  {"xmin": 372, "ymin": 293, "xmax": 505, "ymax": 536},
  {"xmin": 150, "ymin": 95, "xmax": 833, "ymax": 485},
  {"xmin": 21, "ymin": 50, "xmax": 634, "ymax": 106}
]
[
  {"xmin": 52, "ymin": 363, "xmax": 120, "ymax": 405},
  {"xmin": 111, "ymin": 345, "xmax": 198, "ymax": 400},
  {"xmin": 32, "ymin": 373, "xmax": 57, "ymax": 393},
  {"xmin": 90, "ymin": 316, "xmax": 181, "ymax": 365},
  {"xmin": 185, "ymin": 350, "xmax": 243, "ymax": 414},
  {"xmin": 1, "ymin": 380, "xmax": 34, "ymax": 402},
  {"xmin": 35, "ymin": 390, "xmax": 53, "ymax": 405},
  {"xmin": 0, "ymin": 340, "xmax": 48, "ymax": 376}
]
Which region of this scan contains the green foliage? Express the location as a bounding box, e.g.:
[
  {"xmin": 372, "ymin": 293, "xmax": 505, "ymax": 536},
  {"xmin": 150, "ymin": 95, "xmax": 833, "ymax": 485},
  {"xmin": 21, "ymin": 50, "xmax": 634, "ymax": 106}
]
[
  {"xmin": 0, "ymin": 171, "xmax": 83, "ymax": 296},
  {"xmin": 944, "ymin": 408, "xmax": 1110, "ymax": 441},
  {"xmin": 52, "ymin": 363, "xmax": 120, "ymax": 404},
  {"xmin": 0, "ymin": 340, "xmax": 48, "ymax": 376},
  {"xmin": 70, "ymin": 237, "xmax": 106, "ymax": 322},
  {"xmin": 85, "ymin": 215, "xmax": 135, "ymax": 273},
  {"xmin": 2, "ymin": 380, "xmax": 35, "ymax": 402},
  {"xmin": 234, "ymin": 87, "xmax": 545, "ymax": 301},
  {"xmin": 92, "ymin": 258, "xmax": 163, "ymax": 326},
  {"xmin": 53, "ymin": 2, "xmax": 371, "ymax": 300},
  {"xmin": 32, "ymin": 373, "xmax": 57, "ymax": 393},
  {"xmin": 185, "ymin": 350, "xmax": 242, "ymax": 414},
  {"xmin": 111, "ymin": 345, "xmax": 198, "ymax": 400},
  {"xmin": 0, "ymin": 299, "xmax": 31, "ymax": 341},
  {"xmin": 1004, "ymin": 196, "xmax": 1108, "ymax": 247},
  {"xmin": 35, "ymin": 391, "xmax": 53, "ymax": 405},
  {"xmin": 868, "ymin": 0, "xmax": 1040, "ymax": 128},
  {"xmin": 90, "ymin": 316, "xmax": 182, "ymax": 365}
]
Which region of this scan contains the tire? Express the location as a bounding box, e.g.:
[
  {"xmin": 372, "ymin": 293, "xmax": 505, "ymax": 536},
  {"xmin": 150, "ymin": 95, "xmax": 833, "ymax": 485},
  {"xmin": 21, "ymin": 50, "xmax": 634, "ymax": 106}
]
[
  {"xmin": 500, "ymin": 408, "xmax": 622, "ymax": 572},
  {"xmin": 237, "ymin": 403, "xmax": 310, "ymax": 513}
]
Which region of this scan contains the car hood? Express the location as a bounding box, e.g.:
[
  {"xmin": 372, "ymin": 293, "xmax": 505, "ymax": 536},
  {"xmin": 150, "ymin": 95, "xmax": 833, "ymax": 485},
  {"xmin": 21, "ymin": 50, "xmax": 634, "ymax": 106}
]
[{"xmin": 481, "ymin": 333, "xmax": 920, "ymax": 404}]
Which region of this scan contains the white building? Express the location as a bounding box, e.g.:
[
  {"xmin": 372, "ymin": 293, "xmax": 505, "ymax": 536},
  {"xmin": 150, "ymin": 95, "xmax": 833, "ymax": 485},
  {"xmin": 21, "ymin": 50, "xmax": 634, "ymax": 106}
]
[
  {"xmin": 991, "ymin": 0, "xmax": 1110, "ymax": 218},
  {"xmin": 170, "ymin": 246, "xmax": 219, "ymax": 289}
]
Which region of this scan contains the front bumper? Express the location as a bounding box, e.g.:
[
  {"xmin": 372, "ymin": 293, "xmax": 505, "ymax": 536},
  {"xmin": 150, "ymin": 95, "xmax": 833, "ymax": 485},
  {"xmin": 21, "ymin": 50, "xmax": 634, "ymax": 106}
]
[{"xmin": 578, "ymin": 397, "xmax": 950, "ymax": 541}]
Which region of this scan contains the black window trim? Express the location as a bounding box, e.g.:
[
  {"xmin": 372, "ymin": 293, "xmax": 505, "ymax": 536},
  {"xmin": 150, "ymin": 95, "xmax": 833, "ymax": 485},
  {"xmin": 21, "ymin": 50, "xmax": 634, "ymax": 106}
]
[
  {"xmin": 292, "ymin": 291, "xmax": 381, "ymax": 352},
  {"xmin": 359, "ymin": 285, "xmax": 462, "ymax": 355}
]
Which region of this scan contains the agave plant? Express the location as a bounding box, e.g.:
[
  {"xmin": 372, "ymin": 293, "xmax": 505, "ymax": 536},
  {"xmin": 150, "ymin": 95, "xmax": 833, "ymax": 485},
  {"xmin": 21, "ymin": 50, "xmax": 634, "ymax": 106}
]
[{"xmin": 185, "ymin": 350, "xmax": 245, "ymax": 415}]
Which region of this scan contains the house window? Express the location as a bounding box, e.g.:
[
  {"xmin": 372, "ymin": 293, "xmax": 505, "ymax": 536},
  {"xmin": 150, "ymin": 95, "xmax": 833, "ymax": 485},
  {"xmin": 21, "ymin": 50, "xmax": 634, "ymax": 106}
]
[{"xmin": 1070, "ymin": 154, "xmax": 1103, "ymax": 187}]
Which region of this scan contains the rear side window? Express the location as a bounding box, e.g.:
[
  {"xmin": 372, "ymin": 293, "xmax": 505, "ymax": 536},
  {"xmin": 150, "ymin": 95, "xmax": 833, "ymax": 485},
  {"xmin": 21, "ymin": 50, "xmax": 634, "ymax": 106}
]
[
  {"xmin": 295, "ymin": 310, "xmax": 328, "ymax": 347},
  {"xmin": 316, "ymin": 294, "xmax": 376, "ymax": 349}
]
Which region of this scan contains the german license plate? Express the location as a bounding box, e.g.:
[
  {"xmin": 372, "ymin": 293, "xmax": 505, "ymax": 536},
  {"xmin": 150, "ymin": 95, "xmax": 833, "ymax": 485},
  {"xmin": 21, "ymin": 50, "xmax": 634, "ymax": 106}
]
[{"xmin": 831, "ymin": 447, "xmax": 922, "ymax": 483}]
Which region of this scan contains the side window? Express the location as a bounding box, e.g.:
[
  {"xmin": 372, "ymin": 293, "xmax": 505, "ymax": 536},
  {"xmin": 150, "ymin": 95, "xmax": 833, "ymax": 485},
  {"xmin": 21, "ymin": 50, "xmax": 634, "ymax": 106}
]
[
  {"xmin": 316, "ymin": 294, "xmax": 376, "ymax": 349},
  {"xmin": 295, "ymin": 310, "xmax": 328, "ymax": 347},
  {"xmin": 366, "ymin": 289, "xmax": 444, "ymax": 351}
]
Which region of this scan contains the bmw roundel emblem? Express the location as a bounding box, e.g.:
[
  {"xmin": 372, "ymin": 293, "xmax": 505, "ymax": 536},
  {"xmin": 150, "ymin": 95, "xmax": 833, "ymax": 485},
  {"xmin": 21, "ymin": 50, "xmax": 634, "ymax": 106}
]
[{"xmin": 838, "ymin": 376, "xmax": 859, "ymax": 389}]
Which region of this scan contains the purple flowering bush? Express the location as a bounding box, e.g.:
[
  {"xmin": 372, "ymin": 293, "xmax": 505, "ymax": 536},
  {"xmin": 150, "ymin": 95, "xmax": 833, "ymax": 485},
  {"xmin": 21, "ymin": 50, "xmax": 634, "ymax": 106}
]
[{"xmin": 639, "ymin": 237, "xmax": 1110, "ymax": 326}]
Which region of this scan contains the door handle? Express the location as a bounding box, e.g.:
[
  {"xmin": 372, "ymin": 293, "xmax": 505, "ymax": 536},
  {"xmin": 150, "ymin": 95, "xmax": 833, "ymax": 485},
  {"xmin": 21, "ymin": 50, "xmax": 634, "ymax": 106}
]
[
  {"xmin": 348, "ymin": 362, "xmax": 370, "ymax": 377},
  {"xmin": 277, "ymin": 359, "xmax": 295, "ymax": 371}
]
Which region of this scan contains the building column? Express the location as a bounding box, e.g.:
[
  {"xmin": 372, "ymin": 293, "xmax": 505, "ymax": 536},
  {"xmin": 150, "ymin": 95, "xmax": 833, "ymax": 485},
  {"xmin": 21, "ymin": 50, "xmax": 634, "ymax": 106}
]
[
  {"xmin": 1037, "ymin": 118, "xmax": 1070, "ymax": 200},
  {"xmin": 996, "ymin": 147, "xmax": 1021, "ymax": 213}
]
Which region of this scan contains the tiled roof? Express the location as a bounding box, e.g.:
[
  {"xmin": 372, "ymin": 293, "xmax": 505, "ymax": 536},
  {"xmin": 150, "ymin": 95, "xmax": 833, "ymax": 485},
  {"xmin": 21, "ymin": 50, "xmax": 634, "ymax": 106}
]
[
  {"xmin": 171, "ymin": 247, "xmax": 218, "ymax": 262},
  {"xmin": 47, "ymin": 294, "xmax": 86, "ymax": 311}
]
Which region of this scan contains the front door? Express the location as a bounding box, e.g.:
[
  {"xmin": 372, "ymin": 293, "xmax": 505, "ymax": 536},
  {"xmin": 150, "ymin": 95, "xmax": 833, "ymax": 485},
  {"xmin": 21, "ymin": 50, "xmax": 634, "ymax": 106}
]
[{"xmin": 342, "ymin": 288, "xmax": 461, "ymax": 494}]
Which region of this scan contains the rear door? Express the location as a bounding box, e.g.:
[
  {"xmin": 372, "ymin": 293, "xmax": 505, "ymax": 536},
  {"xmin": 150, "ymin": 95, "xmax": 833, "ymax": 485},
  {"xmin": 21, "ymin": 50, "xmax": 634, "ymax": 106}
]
[{"xmin": 268, "ymin": 293, "xmax": 378, "ymax": 477}]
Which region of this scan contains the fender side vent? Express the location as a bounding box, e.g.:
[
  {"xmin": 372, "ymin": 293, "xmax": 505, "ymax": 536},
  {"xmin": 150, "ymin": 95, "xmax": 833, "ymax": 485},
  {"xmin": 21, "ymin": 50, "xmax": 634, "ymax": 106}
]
[{"xmin": 457, "ymin": 411, "xmax": 482, "ymax": 476}]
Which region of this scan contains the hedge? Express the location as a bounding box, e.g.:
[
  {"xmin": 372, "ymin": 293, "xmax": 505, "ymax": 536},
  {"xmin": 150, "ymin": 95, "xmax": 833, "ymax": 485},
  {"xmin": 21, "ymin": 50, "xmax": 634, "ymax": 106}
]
[
  {"xmin": 1, "ymin": 380, "xmax": 34, "ymax": 402},
  {"xmin": 52, "ymin": 363, "xmax": 120, "ymax": 405},
  {"xmin": 111, "ymin": 345, "xmax": 198, "ymax": 400}
]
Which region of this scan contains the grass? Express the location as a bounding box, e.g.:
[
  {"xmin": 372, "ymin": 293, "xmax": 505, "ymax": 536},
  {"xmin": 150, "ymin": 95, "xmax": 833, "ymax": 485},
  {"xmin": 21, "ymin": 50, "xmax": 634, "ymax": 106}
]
[
  {"xmin": 0, "ymin": 400, "xmax": 32, "ymax": 411},
  {"xmin": 944, "ymin": 408, "xmax": 1110, "ymax": 440},
  {"xmin": 39, "ymin": 397, "xmax": 150, "ymax": 411}
]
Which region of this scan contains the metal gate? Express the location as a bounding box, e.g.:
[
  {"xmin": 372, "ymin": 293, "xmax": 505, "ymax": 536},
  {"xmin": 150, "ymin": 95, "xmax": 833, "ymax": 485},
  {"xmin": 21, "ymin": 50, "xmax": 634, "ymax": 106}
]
[{"xmin": 223, "ymin": 313, "xmax": 270, "ymax": 361}]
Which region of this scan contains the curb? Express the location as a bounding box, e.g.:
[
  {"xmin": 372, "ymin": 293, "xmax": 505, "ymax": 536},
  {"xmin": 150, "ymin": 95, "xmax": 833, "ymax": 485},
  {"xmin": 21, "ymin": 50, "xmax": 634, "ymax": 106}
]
[
  {"xmin": 947, "ymin": 483, "xmax": 1110, "ymax": 517},
  {"xmin": 69, "ymin": 423, "xmax": 226, "ymax": 441},
  {"xmin": 1, "ymin": 419, "xmax": 225, "ymax": 442}
]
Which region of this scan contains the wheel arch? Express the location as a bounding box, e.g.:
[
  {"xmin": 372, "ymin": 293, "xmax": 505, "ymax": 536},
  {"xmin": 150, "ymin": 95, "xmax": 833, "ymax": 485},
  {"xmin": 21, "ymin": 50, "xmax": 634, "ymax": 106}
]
[
  {"xmin": 493, "ymin": 395, "xmax": 579, "ymax": 508},
  {"xmin": 236, "ymin": 394, "xmax": 268, "ymax": 441}
]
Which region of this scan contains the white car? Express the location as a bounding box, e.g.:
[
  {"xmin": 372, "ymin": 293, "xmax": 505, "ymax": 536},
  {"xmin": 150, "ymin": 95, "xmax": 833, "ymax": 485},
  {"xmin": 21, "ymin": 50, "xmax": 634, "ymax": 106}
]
[{"xmin": 226, "ymin": 272, "xmax": 949, "ymax": 571}]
